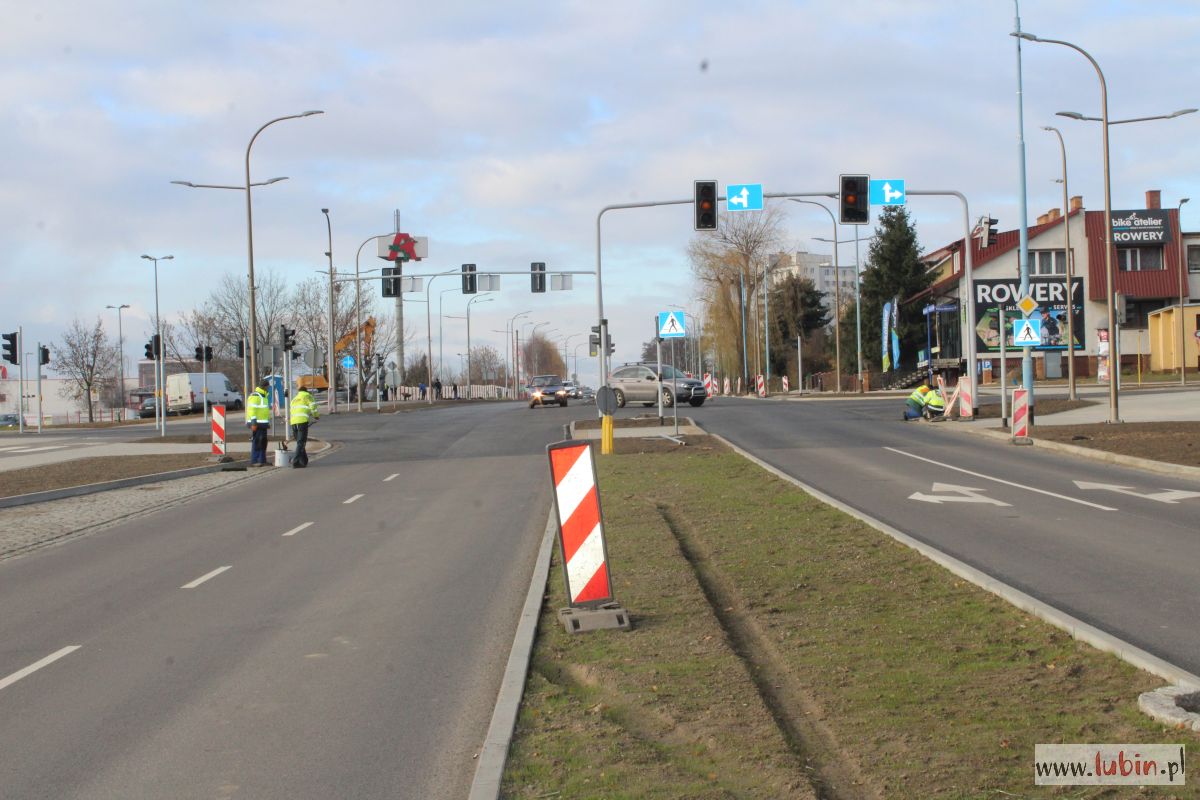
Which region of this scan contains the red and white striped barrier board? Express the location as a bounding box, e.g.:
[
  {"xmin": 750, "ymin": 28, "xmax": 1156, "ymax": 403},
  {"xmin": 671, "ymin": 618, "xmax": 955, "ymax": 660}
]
[
  {"xmin": 782, "ymin": 375, "xmax": 790, "ymax": 393},
  {"xmin": 756, "ymin": 374, "xmax": 765, "ymax": 397},
  {"xmin": 548, "ymin": 440, "xmax": 614, "ymax": 607},
  {"xmin": 958, "ymin": 379, "xmax": 974, "ymax": 418},
  {"xmin": 211, "ymin": 404, "xmax": 226, "ymax": 455},
  {"xmin": 736, "ymin": 377, "xmax": 742, "ymax": 395},
  {"xmin": 723, "ymin": 377, "xmax": 730, "ymax": 395},
  {"xmin": 703, "ymin": 372, "xmax": 713, "ymax": 397},
  {"xmin": 1011, "ymin": 389, "xmax": 1030, "ymax": 440}
]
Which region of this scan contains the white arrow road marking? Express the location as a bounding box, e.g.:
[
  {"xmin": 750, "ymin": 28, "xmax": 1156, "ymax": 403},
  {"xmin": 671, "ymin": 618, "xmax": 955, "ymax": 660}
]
[
  {"xmin": 343, "ymin": 494, "xmax": 364, "ymax": 505},
  {"xmin": 282, "ymin": 522, "xmax": 314, "ymax": 537},
  {"xmin": 909, "ymin": 482, "xmax": 1011, "ymax": 506},
  {"xmin": 181, "ymin": 565, "xmax": 231, "ymax": 589},
  {"xmin": 0, "ymin": 646, "xmax": 81, "ymax": 693},
  {"xmin": 1073, "ymin": 481, "xmax": 1200, "ymax": 504},
  {"xmin": 884, "ymin": 447, "xmax": 1117, "ymax": 511}
]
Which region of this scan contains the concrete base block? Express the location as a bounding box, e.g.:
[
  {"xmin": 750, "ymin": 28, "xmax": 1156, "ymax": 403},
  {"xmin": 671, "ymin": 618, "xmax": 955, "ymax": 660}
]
[{"xmin": 558, "ymin": 604, "xmax": 632, "ymax": 634}]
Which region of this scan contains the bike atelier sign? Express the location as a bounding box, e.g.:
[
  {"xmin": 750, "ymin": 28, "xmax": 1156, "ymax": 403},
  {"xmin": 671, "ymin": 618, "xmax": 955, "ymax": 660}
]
[{"xmin": 1110, "ymin": 209, "xmax": 1171, "ymax": 245}]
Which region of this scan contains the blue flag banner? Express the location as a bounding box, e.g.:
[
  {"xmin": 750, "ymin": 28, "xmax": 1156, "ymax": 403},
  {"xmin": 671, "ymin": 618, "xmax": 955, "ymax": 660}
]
[{"xmin": 882, "ymin": 302, "xmax": 892, "ymax": 371}]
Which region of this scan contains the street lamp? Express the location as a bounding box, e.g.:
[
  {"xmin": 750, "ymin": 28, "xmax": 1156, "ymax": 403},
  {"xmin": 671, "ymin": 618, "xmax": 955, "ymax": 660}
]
[
  {"xmin": 438, "ymin": 286, "xmax": 461, "ymax": 381},
  {"xmin": 1041, "ymin": 126, "xmax": 1079, "ymax": 400},
  {"xmin": 1014, "ymin": 32, "xmax": 1120, "ymax": 422},
  {"xmin": 1179, "ymin": 197, "xmax": 1190, "ymax": 386},
  {"xmin": 105, "ymin": 303, "xmax": 130, "ymax": 419},
  {"xmin": 789, "ymin": 199, "xmax": 841, "ymax": 391},
  {"xmin": 1056, "ymin": 109, "xmax": 1197, "ymax": 125},
  {"xmin": 243, "ymin": 110, "xmax": 324, "ymax": 385},
  {"xmin": 464, "ymin": 294, "xmax": 494, "ymax": 397},
  {"xmin": 141, "ymin": 254, "xmax": 173, "ymax": 436},
  {"xmin": 815, "ymin": 233, "xmax": 878, "ymax": 391},
  {"xmin": 321, "ymin": 209, "xmax": 337, "ymax": 413},
  {"xmin": 352, "ymin": 231, "xmax": 393, "ymax": 412},
  {"xmin": 506, "ymin": 310, "xmax": 531, "ymax": 397},
  {"xmin": 668, "ymin": 306, "xmax": 701, "ymax": 375}
]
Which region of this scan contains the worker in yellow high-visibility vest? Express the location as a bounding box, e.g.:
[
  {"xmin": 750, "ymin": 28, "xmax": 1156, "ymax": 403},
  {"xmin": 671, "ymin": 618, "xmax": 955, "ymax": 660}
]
[
  {"xmin": 903, "ymin": 383, "xmax": 932, "ymax": 420},
  {"xmin": 246, "ymin": 381, "xmax": 271, "ymax": 466},
  {"xmin": 289, "ymin": 387, "xmax": 319, "ymax": 468}
]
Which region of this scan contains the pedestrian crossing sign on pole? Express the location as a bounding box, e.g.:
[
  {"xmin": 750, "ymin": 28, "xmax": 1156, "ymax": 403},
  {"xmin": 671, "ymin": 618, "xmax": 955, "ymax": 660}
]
[
  {"xmin": 657, "ymin": 311, "xmax": 686, "ymax": 338},
  {"xmin": 1012, "ymin": 318, "xmax": 1042, "ymax": 346}
]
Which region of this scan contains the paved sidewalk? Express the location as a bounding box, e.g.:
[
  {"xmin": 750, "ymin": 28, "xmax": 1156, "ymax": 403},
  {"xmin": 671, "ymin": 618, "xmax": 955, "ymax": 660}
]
[{"xmin": 972, "ymin": 385, "xmax": 1200, "ymax": 427}]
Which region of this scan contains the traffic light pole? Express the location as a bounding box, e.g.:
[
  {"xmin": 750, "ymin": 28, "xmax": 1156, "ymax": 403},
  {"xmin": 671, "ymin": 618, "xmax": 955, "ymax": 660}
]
[
  {"xmin": 17, "ymin": 327, "xmax": 25, "ymax": 435},
  {"xmin": 36, "ymin": 341, "xmax": 43, "ymax": 434},
  {"xmin": 202, "ymin": 348, "xmax": 209, "ymax": 423}
]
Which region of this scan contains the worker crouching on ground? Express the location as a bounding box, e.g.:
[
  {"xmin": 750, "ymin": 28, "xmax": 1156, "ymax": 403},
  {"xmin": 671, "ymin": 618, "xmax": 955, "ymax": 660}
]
[
  {"xmin": 904, "ymin": 382, "xmax": 932, "ymax": 420},
  {"xmin": 289, "ymin": 386, "xmax": 319, "ymax": 468},
  {"xmin": 923, "ymin": 387, "xmax": 946, "ymax": 419},
  {"xmin": 247, "ymin": 381, "xmax": 271, "ymax": 466}
]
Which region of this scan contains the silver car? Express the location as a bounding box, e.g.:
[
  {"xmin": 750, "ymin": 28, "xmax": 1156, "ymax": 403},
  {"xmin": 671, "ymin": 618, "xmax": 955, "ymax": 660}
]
[{"xmin": 609, "ymin": 363, "xmax": 706, "ymax": 408}]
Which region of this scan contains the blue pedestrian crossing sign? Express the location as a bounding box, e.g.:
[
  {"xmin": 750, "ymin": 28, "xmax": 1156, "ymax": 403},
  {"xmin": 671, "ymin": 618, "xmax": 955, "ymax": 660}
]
[
  {"xmin": 340, "ymin": 354, "xmax": 357, "ymax": 370},
  {"xmin": 657, "ymin": 311, "xmax": 687, "ymax": 338},
  {"xmin": 868, "ymin": 179, "xmax": 906, "ymax": 206},
  {"xmin": 1012, "ymin": 317, "xmax": 1042, "ymax": 346},
  {"xmin": 726, "ymin": 183, "xmax": 764, "ymax": 212}
]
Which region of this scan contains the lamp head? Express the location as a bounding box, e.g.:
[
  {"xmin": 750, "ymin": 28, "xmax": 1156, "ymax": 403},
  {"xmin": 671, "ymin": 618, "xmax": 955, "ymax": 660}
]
[
  {"xmin": 1057, "ymin": 111, "xmax": 1087, "ymax": 120},
  {"xmin": 1041, "ymin": 125, "xmax": 1055, "ymax": 131},
  {"xmin": 1011, "ymin": 31, "xmax": 1039, "ymax": 42},
  {"xmin": 301, "ymin": 110, "xmax": 324, "ymax": 117},
  {"xmin": 1171, "ymin": 108, "xmax": 1198, "ymax": 118},
  {"xmin": 170, "ymin": 180, "xmax": 196, "ymax": 187},
  {"xmin": 141, "ymin": 254, "xmax": 152, "ymax": 260},
  {"xmin": 321, "ymin": 208, "xmax": 329, "ymax": 215},
  {"xmin": 1182, "ymin": 198, "xmax": 1191, "ymax": 206},
  {"xmin": 163, "ymin": 255, "xmax": 174, "ymax": 261},
  {"xmin": 262, "ymin": 177, "xmax": 288, "ymax": 185}
]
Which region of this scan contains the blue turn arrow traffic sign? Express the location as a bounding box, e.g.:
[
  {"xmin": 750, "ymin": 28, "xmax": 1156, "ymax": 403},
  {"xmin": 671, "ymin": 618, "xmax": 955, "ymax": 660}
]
[
  {"xmin": 869, "ymin": 179, "xmax": 906, "ymax": 206},
  {"xmin": 340, "ymin": 354, "xmax": 357, "ymax": 370},
  {"xmin": 725, "ymin": 183, "xmax": 764, "ymax": 212}
]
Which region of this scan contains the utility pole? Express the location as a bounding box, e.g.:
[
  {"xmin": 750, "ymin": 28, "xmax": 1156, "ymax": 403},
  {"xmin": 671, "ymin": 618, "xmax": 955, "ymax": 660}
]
[{"xmin": 394, "ymin": 209, "xmax": 405, "ymax": 390}]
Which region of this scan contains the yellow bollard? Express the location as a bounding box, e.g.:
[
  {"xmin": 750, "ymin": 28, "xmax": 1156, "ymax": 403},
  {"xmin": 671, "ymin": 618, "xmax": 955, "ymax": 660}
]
[{"xmin": 600, "ymin": 413, "xmax": 614, "ymax": 455}]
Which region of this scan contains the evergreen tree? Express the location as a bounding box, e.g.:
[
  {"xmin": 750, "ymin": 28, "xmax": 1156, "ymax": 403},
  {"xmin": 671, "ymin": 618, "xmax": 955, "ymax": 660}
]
[
  {"xmin": 768, "ymin": 275, "xmax": 829, "ymax": 377},
  {"xmin": 853, "ymin": 206, "xmax": 929, "ymax": 372}
]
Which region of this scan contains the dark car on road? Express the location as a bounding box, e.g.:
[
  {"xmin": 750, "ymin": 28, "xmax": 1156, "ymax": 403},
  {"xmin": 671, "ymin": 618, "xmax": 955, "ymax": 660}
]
[
  {"xmin": 527, "ymin": 374, "xmax": 569, "ymax": 408},
  {"xmin": 138, "ymin": 397, "xmax": 158, "ymax": 419},
  {"xmin": 609, "ymin": 363, "xmax": 706, "ymax": 408}
]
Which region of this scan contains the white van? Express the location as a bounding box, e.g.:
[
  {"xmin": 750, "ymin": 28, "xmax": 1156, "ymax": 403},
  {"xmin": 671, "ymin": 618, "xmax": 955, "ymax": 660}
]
[{"xmin": 166, "ymin": 372, "xmax": 243, "ymax": 414}]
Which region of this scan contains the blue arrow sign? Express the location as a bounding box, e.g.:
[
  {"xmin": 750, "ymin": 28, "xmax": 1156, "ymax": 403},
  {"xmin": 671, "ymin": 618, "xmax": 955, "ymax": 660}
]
[
  {"xmin": 869, "ymin": 179, "xmax": 906, "ymax": 206},
  {"xmin": 726, "ymin": 183, "xmax": 764, "ymax": 212},
  {"xmin": 657, "ymin": 311, "xmax": 686, "ymax": 338},
  {"xmin": 340, "ymin": 354, "xmax": 357, "ymax": 370}
]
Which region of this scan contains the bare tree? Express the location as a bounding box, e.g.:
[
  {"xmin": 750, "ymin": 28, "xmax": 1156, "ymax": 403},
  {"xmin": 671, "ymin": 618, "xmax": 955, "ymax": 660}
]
[
  {"xmin": 53, "ymin": 316, "xmax": 119, "ymax": 422},
  {"xmin": 469, "ymin": 344, "xmax": 504, "ymax": 384},
  {"xmin": 689, "ymin": 206, "xmax": 784, "ymax": 383},
  {"xmin": 521, "ymin": 334, "xmax": 566, "ymax": 378}
]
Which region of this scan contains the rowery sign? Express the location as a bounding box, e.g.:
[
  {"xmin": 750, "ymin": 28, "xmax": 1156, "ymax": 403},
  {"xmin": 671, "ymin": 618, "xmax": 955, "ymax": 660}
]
[
  {"xmin": 973, "ymin": 277, "xmax": 1085, "ymax": 353},
  {"xmin": 1110, "ymin": 209, "xmax": 1171, "ymax": 244}
]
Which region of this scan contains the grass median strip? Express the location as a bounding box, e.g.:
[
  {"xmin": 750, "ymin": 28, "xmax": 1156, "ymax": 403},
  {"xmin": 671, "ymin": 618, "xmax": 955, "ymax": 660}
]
[{"xmin": 503, "ymin": 438, "xmax": 1196, "ymax": 799}]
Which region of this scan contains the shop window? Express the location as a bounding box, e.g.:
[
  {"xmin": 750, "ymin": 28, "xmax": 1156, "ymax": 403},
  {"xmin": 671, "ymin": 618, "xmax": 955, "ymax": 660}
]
[
  {"xmin": 1032, "ymin": 250, "xmax": 1066, "ymax": 275},
  {"xmin": 1117, "ymin": 246, "xmax": 1164, "ymax": 271},
  {"xmin": 1188, "ymin": 244, "xmax": 1200, "ymax": 273}
]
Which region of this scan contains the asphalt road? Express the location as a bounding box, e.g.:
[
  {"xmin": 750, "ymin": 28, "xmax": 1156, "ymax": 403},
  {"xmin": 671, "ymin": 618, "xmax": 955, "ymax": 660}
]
[
  {"xmin": 701, "ymin": 396, "xmax": 1200, "ymax": 677},
  {"xmin": 0, "ymin": 400, "xmax": 578, "ymax": 800}
]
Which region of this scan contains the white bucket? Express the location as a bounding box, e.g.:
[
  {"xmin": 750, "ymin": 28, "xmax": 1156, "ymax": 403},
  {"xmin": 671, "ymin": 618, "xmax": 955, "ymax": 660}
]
[{"xmin": 274, "ymin": 448, "xmax": 293, "ymax": 467}]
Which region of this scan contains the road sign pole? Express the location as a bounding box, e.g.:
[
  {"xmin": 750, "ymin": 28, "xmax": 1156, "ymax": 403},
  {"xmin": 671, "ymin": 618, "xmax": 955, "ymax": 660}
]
[
  {"xmin": 999, "ymin": 305, "xmax": 1008, "ymax": 426},
  {"xmin": 655, "ymin": 317, "xmax": 663, "ymax": 423}
]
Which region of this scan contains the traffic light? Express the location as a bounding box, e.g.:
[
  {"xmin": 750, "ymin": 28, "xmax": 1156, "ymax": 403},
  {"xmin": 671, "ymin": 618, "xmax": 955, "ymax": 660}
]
[
  {"xmin": 839, "ymin": 174, "xmax": 870, "ymax": 224},
  {"xmin": 531, "ymin": 262, "xmax": 546, "ymax": 293},
  {"xmin": 694, "ymin": 180, "xmax": 717, "ymax": 230},
  {"xmin": 145, "ymin": 340, "xmax": 155, "ymax": 360},
  {"xmin": 204, "ymin": 345, "xmax": 213, "ymax": 362},
  {"xmin": 461, "ymin": 263, "xmax": 477, "ymax": 294},
  {"xmin": 195, "ymin": 345, "xmax": 205, "ymax": 362},
  {"xmin": 237, "ymin": 339, "xmax": 246, "ymax": 359},
  {"xmin": 39, "ymin": 345, "xmax": 49, "ymax": 366},
  {"xmin": 1, "ymin": 332, "xmax": 16, "ymax": 365},
  {"xmin": 589, "ymin": 325, "xmax": 601, "ymax": 358},
  {"xmin": 982, "ymin": 216, "xmax": 999, "ymax": 247},
  {"xmin": 382, "ymin": 266, "xmax": 398, "ymax": 298},
  {"xmin": 281, "ymin": 327, "xmax": 297, "ymax": 351}
]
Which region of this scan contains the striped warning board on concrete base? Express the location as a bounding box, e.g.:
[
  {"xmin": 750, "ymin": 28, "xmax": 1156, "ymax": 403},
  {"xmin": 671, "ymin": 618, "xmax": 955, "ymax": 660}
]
[
  {"xmin": 782, "ymin": 375, "xmax": 790, "ymax": 393},
  {"xmin": 548, "ymin": 440, "xmax": 631, "ymax": 632},
  {"xmin": 211, "ymin": 405, "xmax": 226, "ymax": 455},
  {"xmin": 1011, "ymin": 388, "xmax": 1032, "ymax": 444},
  {"xmin": 703, "ymin": 372, "xmax": 713, "ymax": 397},
  {"xmin": 756, "ymin": 374, "xmax": 766, "ymax": 397}
]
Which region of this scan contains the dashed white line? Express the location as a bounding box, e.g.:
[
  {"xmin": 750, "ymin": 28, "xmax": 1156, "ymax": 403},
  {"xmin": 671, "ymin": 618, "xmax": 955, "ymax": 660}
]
[
  {"xmin": 343, "ymin": 494, "xmax": 364, "ymax": 504},
  {"xmin": 6, "ymin": 445, "xmax": 70, "ymax": 454},
  {"xmin": 882, "ymin": 447, "xmax": 1117, "ymax": 511},
  {"xmin": 0, "ymin": 646, "xmax": 81, "ymax": 692},
  {"xmin": 181, "ymin": 565, "xmax": 232, "ymax": 589},
  {"xmin": 282, "ymin": 522, "xmax": 314, "ymax": 537},
  {"xmin": 383, "ymin": 473, "xmax": 399, "ymax": 482}
]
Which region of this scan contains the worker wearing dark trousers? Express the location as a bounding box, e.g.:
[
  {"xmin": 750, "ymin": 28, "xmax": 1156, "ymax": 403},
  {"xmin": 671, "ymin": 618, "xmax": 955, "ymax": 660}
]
[
  {"xmin": 289, "ymin": 387, "xmax": 318, "ymax": 468},
  {"xmin": 246, "ymin": 382, "xmax": 271, "ymax": 466}
]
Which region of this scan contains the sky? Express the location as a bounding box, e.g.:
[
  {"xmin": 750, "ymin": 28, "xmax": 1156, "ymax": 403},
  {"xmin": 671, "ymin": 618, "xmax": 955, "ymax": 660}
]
[{"xmin": 2, "ymin": 0, "xmax": 1197, "ymax": 387}]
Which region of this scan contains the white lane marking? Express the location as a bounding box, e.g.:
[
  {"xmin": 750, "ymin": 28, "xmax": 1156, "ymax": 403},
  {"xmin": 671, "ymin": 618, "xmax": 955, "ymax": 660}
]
[
  {"xmin": 883, "ymin": 447, "xmax": 1117, "ymax": 511},
  {"xmin": 181, "ymin": 565, "xmax": 232, "ymax": 589},
  {"xmin": 0, "ymin": 446, "xmax": 28, "ymax": 452},
  {"xmin": 0, "ymin": 646, "xmax": 81, "ymax": 692},
  {"xmin": 343, "ymin": 494, "xmax": 364, "ymax": 505},
  {"xmin": 383, "ymin": 473, "xmax": 399, "ymax": 482},
  {"xmin": 909, "ymin": 483, "xmax": 1011, "ymax": 506},
  {"xmin": 1073, "ymin": 481, "xmax": 1200, "ymax": 505},
  {"xmin": 7, "ymin": 445, "xmax": 70, "ymax": 454},
  {"xmin": 282, "ymin": 522, "xmax": 314, "ymax": 537}
]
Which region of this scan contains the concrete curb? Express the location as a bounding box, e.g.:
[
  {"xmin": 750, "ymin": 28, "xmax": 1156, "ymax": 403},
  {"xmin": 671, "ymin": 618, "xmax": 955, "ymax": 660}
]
[
  {"xmin": 468, "ymin": 510, "xmax": 557, "ymax": 800},
  {"xmin": 0, "ymin": 440, "xmax": 335, "ymax": 510},
  {"xmin": 704, "ymin": 429, "xmax": 1200, "ymax": 690},
  {"xmin": 939, "ymin": 424, "xmax": 1200, "ymax": 482}
]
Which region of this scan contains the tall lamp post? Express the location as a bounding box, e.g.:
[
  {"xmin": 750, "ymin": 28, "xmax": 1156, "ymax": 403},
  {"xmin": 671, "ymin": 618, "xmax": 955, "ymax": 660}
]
[
  {"xmin": 815, "ymin": 232, "xmax": 877, "ymax": 391},
  {"xmin": 321, "ymin": 209, "xmax": 337, "ymax": 413},
  {"xmin": 352, "ymin": 232, "xmax": 393, "ymax": 412},
  {"xmin": 1041, "ymin": 126, "xmax": 1078, "ymax": 401},
  {"xmin": 464, "ymin": 294, "xmax": 494, "ymax": 397},
  {"xmin": 1015, "ymin": 32, "xmax": 1119, "ymax": 421},
  {"xmin": 141, "ymin": 254, "xmax": 172, "ymax": 437},
  {"xmin": 789, "ymin": 199, "xmax": 841, "ymax": 391},
  {"xmin": 243, "ymin": 110, "xmax": 323, "ymax": 385},
  {"xmin": 105, "ymin": 303, "xmax": 130, "ymax": 419},
  {"xmin": 506, "ymin": 310, "xmax": 530, "ymax": 397}
]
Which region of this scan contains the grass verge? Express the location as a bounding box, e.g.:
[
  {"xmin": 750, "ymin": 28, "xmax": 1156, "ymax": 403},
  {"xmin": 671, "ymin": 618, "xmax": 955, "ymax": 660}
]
[{"xmin": 503, "ymin": 438, "xmax": 1196, "ymax": 799}]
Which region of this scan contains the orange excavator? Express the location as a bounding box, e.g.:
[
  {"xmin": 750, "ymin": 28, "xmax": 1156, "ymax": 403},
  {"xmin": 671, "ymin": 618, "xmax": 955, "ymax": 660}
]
[{"xmin": 296, "ymin": 317, "xmax": 377, "ymax": 392}]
